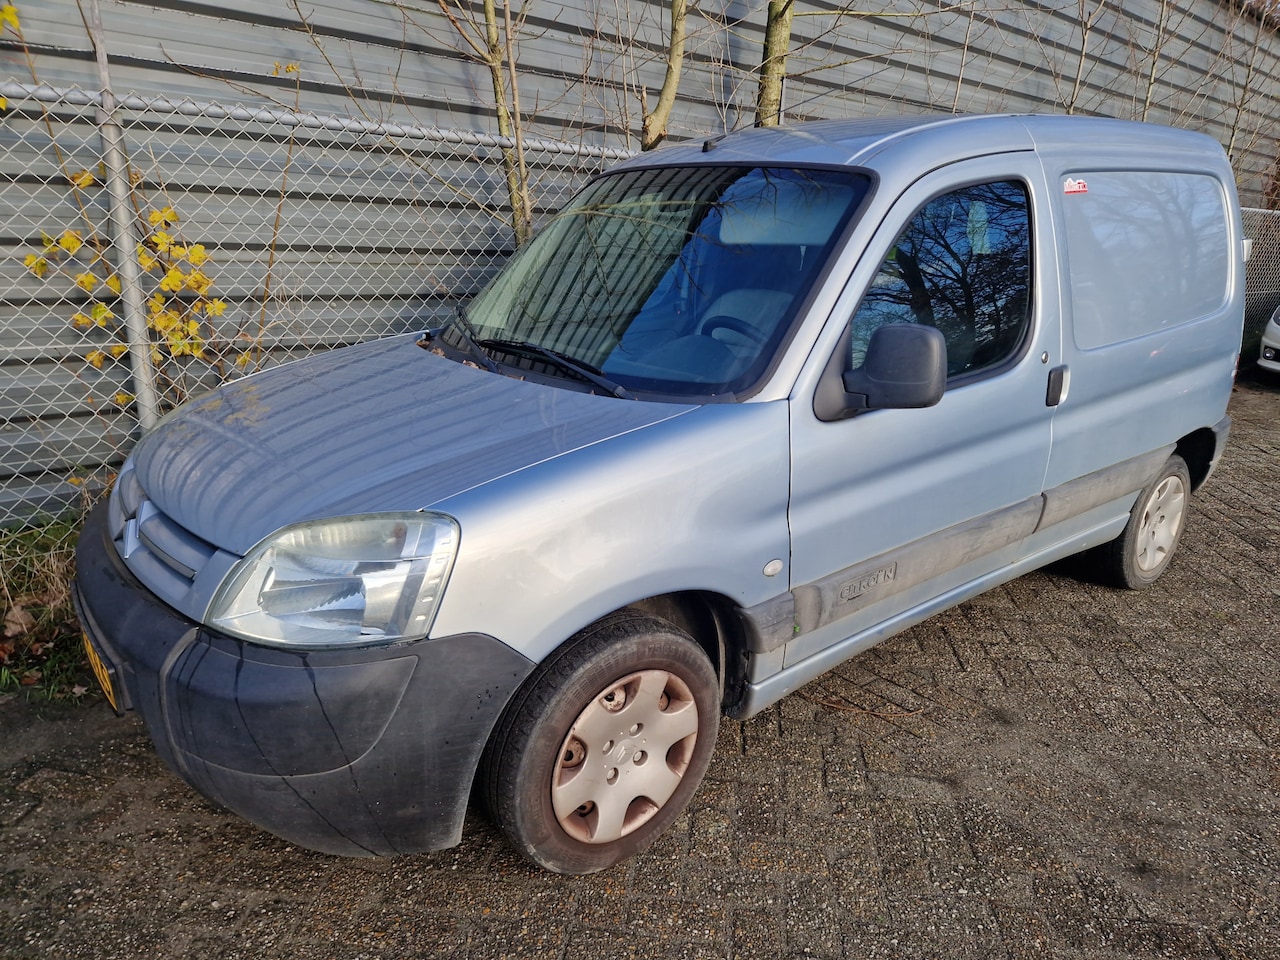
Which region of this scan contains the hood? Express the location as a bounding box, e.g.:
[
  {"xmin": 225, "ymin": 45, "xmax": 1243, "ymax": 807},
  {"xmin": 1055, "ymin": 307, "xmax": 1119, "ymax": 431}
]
[{"xmin": 132, "ymin": 335, "xmax": 695, "ymax": 554}]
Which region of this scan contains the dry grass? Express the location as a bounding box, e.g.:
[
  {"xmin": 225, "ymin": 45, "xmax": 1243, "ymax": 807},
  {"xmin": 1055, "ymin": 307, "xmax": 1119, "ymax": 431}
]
[{"xmin": 0, "ymin": 515, "xmax": 95, "ymax": 699}]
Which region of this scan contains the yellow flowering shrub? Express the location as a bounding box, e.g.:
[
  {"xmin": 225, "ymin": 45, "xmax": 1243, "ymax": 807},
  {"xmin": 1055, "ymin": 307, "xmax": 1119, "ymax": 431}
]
[
  {"xmin": 0, "ymin": 7, "xmax": 17, "ymax": 110},
  {"xmin": 20, "ymin": 163, "xmax": 252, "ymax": 411},
  {"xmin": 10, "ymin": 9, "xmax": 282, "ymax": 442}
]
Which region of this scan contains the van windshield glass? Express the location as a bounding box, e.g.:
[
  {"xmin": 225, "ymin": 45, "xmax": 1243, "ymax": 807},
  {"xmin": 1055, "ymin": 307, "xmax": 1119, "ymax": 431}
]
[{"xmin": 458, "ymin": 165, "xmax": 870, "ymax": 399}]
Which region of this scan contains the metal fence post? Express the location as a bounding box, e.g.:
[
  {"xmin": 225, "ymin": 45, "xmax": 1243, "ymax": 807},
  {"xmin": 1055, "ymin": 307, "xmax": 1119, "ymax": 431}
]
[{"xmin": 83, "ymin": 0, "xmax": 160, "ymax": 431}]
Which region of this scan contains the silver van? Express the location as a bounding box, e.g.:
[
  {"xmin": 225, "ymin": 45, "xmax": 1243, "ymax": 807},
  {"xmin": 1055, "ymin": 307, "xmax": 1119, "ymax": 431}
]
[{"xmin": 75, "ymin": 114, "xmax": 1244, "ymax": 875}]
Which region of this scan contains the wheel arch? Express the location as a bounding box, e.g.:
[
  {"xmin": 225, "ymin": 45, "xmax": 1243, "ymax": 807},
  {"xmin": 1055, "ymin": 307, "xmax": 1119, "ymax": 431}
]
[
  {"xmin": 484, "ymin": 589, "xmax": 752, "ymax": 733},
  {"xmin": 621, "ymin": 590, "xmax": 752, "ymax": 711},
  {"xmin": 1175, "ymin": 427, "xmax": 1217, "ymax": 491}
]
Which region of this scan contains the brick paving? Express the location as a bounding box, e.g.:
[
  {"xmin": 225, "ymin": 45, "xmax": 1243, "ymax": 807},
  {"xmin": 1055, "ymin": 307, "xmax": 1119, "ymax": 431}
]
[{"xmin": 1, "ymin": 375, "xmax": 1276, "ymax": 960}]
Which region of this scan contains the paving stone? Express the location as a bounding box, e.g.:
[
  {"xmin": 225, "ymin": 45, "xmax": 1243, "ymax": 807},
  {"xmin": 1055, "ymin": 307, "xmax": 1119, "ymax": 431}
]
[{"xmin": 0, "ymin": 375, "xmax": 1276, "ymax": 958}]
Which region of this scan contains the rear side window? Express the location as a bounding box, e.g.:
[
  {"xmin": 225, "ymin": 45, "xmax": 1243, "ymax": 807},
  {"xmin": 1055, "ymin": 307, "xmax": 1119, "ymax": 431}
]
[
  {"xmin": 1061, "ymin": 171, "xmax": 1229, "ymax": 349},
  {"xmin": 849, "ymin": 180, "xmax": 1032, "ymax": 378}
]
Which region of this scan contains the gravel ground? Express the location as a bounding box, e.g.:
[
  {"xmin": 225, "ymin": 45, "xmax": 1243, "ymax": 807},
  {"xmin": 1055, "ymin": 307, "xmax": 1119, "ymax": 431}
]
[{"xmin": 1, "ymin": 374, "xmax": 1276, "ymax": 960}]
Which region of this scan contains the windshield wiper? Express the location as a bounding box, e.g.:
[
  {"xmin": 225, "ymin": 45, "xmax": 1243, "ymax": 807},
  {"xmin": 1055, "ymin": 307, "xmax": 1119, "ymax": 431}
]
[
  {"xmin": 436, "ymin": 304, "xmax": 501, "ymax": 374},
  {"xmin": 480, "ymin": 339, "xmax": 635, "ymax": 400}
]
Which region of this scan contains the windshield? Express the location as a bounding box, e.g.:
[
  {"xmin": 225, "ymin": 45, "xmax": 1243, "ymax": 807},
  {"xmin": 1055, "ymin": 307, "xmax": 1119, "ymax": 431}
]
[{"xmin": 459, "ymin": 165, "xmax": 871, "ymax": 399}]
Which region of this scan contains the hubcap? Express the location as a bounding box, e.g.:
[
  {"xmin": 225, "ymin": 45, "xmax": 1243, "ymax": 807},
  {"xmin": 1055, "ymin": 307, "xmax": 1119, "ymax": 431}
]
[
  {"xmin": 1134, "ymin": 474, "xmax": 1187, "ymax": 574},
  {"xmin": 551, "ymin": 670, "xmax": 699, "ymax": 844}
]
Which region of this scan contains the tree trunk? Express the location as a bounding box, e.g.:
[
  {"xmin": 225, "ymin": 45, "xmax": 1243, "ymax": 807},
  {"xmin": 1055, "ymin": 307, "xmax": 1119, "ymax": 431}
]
[
  {"xmin": 483, "ymin": 0, "xmax": 533, "ymax": 245},
  {"xmin": 755, "ymin": 0, "xmax": 794, "ymax": 127},
  {"xmin": 641, "ymin": 0, "xmax": 687, "ymax": 150}
]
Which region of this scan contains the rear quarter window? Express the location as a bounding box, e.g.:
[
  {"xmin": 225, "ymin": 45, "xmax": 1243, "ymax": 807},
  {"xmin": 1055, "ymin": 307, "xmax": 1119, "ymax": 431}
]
[{"xmin": 1061, "ymin": 171, "xmax": 1230, "ymax": 350}]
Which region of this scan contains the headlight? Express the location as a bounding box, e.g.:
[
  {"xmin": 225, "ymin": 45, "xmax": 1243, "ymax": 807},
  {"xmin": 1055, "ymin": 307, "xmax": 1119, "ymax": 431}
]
[{"xmin": 206, "ymin": 513, "xmax": 459, "ymax": 648}]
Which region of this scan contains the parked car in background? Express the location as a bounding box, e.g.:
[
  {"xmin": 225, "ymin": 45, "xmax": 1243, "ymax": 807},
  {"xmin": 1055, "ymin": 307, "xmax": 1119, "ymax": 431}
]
[
  {"xmin": 1259, "ymin": 304, "xmax": 1280, "ymax": 373},
  {"xmin": 75, "ymin": 114, "xmax": 1245, "ymax": 875}
]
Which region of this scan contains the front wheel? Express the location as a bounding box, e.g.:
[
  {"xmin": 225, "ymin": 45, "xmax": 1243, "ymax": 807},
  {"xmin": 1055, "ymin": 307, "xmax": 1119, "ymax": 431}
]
[
  {"xmin": 1096, "ymin": 454, "xmax": 1191, "ymax": 589},
  {"xmin": 481, "ymin": 613, "xmax": 720, "ymax": 875}
]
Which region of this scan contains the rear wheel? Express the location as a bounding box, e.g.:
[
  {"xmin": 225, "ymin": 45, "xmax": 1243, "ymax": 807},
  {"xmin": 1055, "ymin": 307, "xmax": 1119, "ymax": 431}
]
[
  {"xmin": 482, "ymin": 613, "xmax": 720, "ymax": 875},
  {"xmin": 1097, "ymin": 454, "xmax": 1191, "ymax": 589}
]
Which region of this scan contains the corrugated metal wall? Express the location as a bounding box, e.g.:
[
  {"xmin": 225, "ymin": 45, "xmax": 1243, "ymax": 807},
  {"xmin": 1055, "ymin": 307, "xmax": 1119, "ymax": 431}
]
[
  {"xmin": 11, "ymin": 1, "xmax": 1280, "ymax": 195},
  {"xmin": 3, "ymin": 0, "xmax": 1279, "ymax": 527}
]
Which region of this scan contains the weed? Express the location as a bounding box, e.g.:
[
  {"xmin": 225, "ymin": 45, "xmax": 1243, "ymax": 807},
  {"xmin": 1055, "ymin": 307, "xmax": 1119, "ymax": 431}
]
[{"xmin": 0, "ymin": 515, "xmax": 96, "ymax": 702}]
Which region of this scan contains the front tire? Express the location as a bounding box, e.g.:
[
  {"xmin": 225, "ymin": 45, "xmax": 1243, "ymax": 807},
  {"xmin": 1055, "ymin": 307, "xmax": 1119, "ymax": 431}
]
[
  {"xmin": 1097, "ymin": 454, "xmax": 1191, "ymax": 589},
  {"xmin": 481, "ymin": 613, "xmax": 720, "ymax": 875}
]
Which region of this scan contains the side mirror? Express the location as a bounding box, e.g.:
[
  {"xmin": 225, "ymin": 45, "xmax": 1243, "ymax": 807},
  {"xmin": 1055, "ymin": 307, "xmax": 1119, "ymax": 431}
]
[
  {"xmin": 815, "ymin": 323, "xmax": 947, "ymax": 420},
  {"xmin": 842, "ymin": 323, "xmax": 947, "ymax": 411}
]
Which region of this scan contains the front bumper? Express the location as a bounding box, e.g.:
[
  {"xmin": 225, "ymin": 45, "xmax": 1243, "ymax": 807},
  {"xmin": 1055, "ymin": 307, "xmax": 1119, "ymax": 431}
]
[
  {"xmin": 74, "ymin": 503, "xmax": 535, "ymax": 856},
  {"xmin": 1259, "ymin": 320, "xmax": 1280, "ymax": 373}
]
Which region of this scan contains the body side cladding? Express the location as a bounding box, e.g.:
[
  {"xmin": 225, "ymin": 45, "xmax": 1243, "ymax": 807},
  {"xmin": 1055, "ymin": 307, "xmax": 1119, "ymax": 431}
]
[
  {"xmin": 1037, "ymin": 446, "xmax": 1173, "ymax": 530},
  {"xmin": 739, "ymin": 446, "xmax": 1176, "ymax": 656},
  {"xmin": 727, "ymin": 507, "xmax": 1128, "ymax": 720}
]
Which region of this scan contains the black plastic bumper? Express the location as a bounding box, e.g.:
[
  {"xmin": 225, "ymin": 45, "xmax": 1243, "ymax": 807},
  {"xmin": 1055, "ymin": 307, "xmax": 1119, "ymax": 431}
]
[{"xmin": 73, "ymin": 503, "xmax": 535, "ymax": 856}]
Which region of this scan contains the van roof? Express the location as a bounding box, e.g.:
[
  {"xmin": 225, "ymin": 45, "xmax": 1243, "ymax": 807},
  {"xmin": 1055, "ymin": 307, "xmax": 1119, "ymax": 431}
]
[{"xmin": 613, "ymin": 113, "xmax": 1227, "ymax": 174}]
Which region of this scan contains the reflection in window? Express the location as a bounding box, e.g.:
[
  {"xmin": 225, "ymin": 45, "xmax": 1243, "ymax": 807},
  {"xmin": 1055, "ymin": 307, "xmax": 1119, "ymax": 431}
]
[
  {"xmin": 850, "ymin": 180, "xmax": 1032, "ymax": 377},
  {"xmin": 464, "ymin": 166, "xmax": 870, "ymax": 397},
  {"xmin": 1061, "ymin": 171, "xmax": 1228, "ymax": 349}
]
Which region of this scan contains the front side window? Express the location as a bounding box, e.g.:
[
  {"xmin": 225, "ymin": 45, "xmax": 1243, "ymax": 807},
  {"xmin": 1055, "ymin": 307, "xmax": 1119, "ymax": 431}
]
[
  {"xmin": 457, "ymin": 165, "xmax": 871, "ymax": 399},
  {"xmin": 849, "ymin": 180, "xmax": 1032, "ymax": 378}
]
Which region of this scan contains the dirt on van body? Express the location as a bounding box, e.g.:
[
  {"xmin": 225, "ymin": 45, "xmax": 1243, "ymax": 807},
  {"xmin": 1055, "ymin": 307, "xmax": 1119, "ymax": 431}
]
[{"xmin": 1, "ymin": 375, "xmax": 1276, "ymax": 960}]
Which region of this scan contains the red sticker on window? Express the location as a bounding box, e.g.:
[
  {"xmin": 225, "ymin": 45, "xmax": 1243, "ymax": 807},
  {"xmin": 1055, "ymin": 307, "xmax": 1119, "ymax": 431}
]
[{"xmin": 1063, "ymin": 178, "xmax": 1088, "ymax": 195}]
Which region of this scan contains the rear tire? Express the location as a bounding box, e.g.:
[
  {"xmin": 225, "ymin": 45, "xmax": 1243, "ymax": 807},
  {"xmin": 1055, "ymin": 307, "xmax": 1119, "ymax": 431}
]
[
  {"xmin": 1097, "ymin": 454, "xmax": 1191, "ymax": 589},
  {"xmin": 481, "ymin": 613, "xmax": 719, "ymax": 875}
]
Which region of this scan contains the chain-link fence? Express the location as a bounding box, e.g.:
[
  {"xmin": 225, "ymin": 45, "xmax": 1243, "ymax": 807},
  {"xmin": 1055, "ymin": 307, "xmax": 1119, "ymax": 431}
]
[
  {"xmin": 4, "ymin": 81, "xmax": 1280, "ymax": 566},
  {"xmin": 1243, "ymin": 207, "xmax": 1280, "ymax": 357},
  {"xmin": 1, "ymin": 80, "xmax": 629, "ymax": 538}
]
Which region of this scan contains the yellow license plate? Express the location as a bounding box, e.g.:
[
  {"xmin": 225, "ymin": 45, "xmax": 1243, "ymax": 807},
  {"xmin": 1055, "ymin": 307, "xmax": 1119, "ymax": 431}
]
[{"xmin": 82, "ymin": 631, "xmax": 119, "ymax": 713}]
